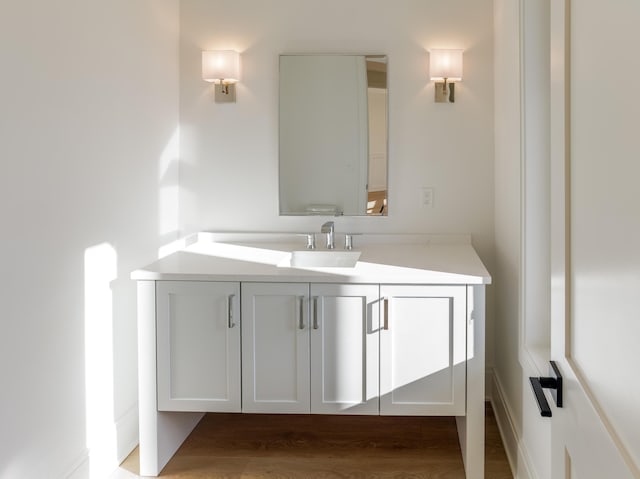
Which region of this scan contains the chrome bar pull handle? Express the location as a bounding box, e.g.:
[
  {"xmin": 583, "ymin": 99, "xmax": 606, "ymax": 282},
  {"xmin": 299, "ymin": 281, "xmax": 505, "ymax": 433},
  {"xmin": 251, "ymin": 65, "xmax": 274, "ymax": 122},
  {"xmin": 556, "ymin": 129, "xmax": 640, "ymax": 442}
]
[
  {"xmin": 313, "ymin": 296, "xmax": 319, "ymax": 330},
  {"xmin": 383, "ymin": 297, "xmax": 389, "ymax": 330},
  {"xmin": 228, "ymin": 294, "xmax": 235, "ymax": 328},
  {"xmin": 298, "ymin": 296, "xmax": 305, "ymax": 329}
]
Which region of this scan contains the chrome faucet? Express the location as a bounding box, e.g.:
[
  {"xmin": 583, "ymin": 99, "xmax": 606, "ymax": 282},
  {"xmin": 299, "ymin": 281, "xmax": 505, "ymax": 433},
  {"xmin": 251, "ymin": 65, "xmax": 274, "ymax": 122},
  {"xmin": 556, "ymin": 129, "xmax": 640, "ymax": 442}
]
[{"xmin": 321, "ymin": 221, "xmax": 335, "ymax": 249}]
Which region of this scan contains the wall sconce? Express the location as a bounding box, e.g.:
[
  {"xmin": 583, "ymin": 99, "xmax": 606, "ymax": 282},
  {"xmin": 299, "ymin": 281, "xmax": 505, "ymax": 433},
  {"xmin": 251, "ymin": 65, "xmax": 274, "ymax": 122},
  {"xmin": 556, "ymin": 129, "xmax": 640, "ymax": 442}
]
[
  {"xmin": 202, "ymin": 50, "xmax": 240, "ymax": 103},
  {"xmin": 429, "ymin": 49, "xmax": 463, "ymax": 103}
]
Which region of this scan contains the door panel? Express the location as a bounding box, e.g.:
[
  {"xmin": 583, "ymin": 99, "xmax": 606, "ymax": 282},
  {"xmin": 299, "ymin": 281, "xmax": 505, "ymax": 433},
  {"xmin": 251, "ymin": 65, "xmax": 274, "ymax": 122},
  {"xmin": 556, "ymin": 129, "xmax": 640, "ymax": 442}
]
[
  {"xmin": 310, "ymin": 284, "xmax": 379, "ymax": 415},
  {"xmin": 242, "ymin": 282, "xmax": 310, "ymax": 413},
  {"xmin": 549, "ymin": 0, "xmax": 639, "ymax": 476},
  {"xmin": 380, "ymin": 285, "xmax": 466, "ymax": 416},
  {"xmin": 156, "ymin": 281, "xmax": 240, "ymax": 412}
]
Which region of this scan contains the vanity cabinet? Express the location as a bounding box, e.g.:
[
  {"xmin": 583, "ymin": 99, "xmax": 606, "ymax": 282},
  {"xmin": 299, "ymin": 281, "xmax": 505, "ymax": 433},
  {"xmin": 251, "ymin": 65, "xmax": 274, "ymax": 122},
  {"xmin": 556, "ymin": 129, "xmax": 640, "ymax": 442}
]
[
  {"xmin": 134, "ymin": 235, "xmax": 489, "ymax": 478},
  {"xmin": 380, "ymin": 285, "xmax": 466, "ymax": 416},
  {"xmin": 156, "ymin": 281, "xmax": 241, "ymax": 412},
  {"xmin": 156, "ymin": 281, "xmax": 465, "ymax": 416}
]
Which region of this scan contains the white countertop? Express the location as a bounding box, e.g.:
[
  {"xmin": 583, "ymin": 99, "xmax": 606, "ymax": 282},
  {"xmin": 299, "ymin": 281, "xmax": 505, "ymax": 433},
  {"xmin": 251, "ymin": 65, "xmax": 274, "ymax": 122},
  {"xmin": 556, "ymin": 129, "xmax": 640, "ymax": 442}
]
[{"xmin": 131, "ymin": 233, "xmax": 492, "ymax": 285}]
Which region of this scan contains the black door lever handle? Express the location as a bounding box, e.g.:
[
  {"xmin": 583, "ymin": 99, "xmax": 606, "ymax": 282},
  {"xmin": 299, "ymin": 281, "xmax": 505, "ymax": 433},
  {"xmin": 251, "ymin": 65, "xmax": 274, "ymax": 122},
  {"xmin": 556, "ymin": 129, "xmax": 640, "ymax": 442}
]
[{"xmin": 529, "ymin": 361, "xmax": 563, "ymax": 417}]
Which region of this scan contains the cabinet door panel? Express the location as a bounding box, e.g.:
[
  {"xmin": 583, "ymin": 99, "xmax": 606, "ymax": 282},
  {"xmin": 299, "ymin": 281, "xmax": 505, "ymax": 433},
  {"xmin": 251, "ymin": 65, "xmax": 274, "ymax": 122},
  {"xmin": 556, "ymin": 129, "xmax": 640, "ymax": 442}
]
[
  {"xmin": 311, "ymin": 284, "xmax": 379, "ymax": 415},
  {"xmin": 242, "ymin": 282, "xmax": 310, "ymax": 413},
  {"xmin": 380, "ymin": 285, "xmax": 466, "ymax": 416},
  {"xmin": 156, "ymin": 281, "xmax": 240, "ymax": 412}
]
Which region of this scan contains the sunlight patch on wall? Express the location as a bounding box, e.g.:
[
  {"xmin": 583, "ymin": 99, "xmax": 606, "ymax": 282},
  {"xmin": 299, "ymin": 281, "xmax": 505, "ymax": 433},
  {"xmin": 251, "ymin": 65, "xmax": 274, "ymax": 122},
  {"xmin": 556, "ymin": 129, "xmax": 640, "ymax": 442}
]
[
  {"xmin": 84, "ymin": 243, "xmax": 118, "ymax": 478},
  {"xmin": 159, "ymin": 127, "xmax": 180, "ymax": 237}
]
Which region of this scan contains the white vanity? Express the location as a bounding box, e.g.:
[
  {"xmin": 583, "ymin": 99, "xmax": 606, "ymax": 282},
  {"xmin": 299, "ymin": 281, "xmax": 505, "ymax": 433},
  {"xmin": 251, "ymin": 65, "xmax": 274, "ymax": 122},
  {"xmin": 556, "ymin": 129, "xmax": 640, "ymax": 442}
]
[{"xmin": 132, "ymin": 232, "xmax": 491, "ymax": 478}]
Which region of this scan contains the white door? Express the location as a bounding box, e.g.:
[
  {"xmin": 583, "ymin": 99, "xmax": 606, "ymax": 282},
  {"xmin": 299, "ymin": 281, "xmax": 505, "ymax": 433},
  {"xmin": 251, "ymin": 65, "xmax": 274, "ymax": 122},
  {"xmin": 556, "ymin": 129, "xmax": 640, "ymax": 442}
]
[
  {"xmin": 310, "ymin": 284, "xmax": 379, "ymax": 415},
  {"xmin": 548, "ymin": 1, "xmax": 640, "ymax": 477},
  {"xmin": 241, "ymin": 282, "xmax": 310, "ymax": 413},
  {"xmin": 379, "ymin": 285, "xmax": 466, "ymax": 416},
  {"xmin": 156, "ymin": 281, "xmax": 241, "ymax": 412}
]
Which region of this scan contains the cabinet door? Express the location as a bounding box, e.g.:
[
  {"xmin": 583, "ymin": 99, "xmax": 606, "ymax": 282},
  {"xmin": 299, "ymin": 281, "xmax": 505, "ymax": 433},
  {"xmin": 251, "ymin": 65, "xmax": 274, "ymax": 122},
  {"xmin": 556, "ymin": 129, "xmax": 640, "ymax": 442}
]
[
  {"xmin": 156, "ymin": 281, "xmax": 241, "ymax": 412},
  {"xmin": 310, "ymin": 284, "xmax": 380, "ymax": 415},
  {"xmin": 380, "ymin": 285, "xmax": 466, "ymax": 416},
  {"xmin": 242, "ymin": 282, "xmax": 310, "ymax": 413}
]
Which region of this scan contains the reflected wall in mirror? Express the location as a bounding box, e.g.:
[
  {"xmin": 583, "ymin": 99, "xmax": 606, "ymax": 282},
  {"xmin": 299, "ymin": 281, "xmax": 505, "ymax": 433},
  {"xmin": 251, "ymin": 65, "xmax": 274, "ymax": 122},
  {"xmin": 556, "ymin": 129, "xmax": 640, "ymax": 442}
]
[{"xmin": 279, "ymin": 54, "xmax": 388, "ymax": 216}]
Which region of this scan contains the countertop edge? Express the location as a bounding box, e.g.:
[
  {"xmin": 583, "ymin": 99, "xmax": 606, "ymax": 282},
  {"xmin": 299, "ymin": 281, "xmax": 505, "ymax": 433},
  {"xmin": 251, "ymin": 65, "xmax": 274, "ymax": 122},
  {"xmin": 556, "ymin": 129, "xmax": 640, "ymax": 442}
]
[
  {"xmin": 130, "ymin": 270, "xmax": 491, "ymax": 285},
  {"xmin": 131, "ymin": 234, "xmax": 492, "ymax": 285}
]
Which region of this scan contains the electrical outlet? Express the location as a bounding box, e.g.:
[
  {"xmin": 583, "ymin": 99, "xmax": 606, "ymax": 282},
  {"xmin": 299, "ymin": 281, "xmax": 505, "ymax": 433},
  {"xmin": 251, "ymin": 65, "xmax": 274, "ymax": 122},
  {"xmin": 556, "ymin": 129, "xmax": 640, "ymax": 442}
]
[{"xmin": 419, "ymin": 187, "xmax": 434, "ymax": 208}]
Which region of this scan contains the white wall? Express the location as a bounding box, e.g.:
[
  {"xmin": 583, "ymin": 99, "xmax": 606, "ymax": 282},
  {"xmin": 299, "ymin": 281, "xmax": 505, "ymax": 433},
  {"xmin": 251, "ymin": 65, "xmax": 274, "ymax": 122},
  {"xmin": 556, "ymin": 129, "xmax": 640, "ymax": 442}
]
[
  {"xmin": 178, "ymin": 0, "xmax": 495, "ymax": 258},
  {"xmin": 492, "ymin": 1, "xmax": 526, "ymax": 475},
  {"xmin": 0, "ymin": 1, "xmax": 179, "ymax": 478}
]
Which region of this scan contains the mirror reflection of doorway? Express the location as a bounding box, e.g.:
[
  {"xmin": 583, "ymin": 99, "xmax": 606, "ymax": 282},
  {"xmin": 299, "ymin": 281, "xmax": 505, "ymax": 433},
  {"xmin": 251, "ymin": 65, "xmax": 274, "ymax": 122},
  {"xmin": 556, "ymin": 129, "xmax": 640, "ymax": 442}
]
[{"xmin": 366, "ymin": 57, "xmax": 387, "ymax": 216}]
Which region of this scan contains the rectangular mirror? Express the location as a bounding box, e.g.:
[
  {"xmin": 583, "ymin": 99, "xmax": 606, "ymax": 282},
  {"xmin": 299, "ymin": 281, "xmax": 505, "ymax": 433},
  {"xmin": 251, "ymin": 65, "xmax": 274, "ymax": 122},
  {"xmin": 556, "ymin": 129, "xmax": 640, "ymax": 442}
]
[{"xmin": 279, "ymin": 54, "xmax": 388, "ymax": 216}]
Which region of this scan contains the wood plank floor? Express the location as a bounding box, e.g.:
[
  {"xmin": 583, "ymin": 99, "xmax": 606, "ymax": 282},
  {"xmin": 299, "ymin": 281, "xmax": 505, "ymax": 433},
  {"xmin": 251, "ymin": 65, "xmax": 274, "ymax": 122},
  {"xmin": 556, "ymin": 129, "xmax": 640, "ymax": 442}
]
[{"xmin": 117, "ymin": 403, "xmax": 512, "ymax": 478}]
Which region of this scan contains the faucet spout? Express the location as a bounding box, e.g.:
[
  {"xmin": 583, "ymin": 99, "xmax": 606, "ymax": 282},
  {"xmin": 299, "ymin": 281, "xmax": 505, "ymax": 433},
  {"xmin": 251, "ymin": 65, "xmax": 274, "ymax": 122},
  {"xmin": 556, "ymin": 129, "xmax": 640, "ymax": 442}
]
[{"xmin": 320, "ymin": 221, "xmax": 335, "ymax": 249}]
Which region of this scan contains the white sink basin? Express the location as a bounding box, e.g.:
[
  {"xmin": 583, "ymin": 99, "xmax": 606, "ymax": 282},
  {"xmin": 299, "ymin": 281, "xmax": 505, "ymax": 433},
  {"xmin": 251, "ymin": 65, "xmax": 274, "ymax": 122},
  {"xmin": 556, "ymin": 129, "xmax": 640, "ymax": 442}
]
[{"xmin": 279, "ymin": 250, "xmax": 361, "ymax": 268}]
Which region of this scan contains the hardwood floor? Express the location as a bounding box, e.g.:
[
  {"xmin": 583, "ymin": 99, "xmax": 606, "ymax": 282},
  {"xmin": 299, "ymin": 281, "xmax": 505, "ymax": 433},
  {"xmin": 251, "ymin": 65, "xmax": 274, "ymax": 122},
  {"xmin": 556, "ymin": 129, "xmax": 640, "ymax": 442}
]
[{"xmin": 117, "ymin": 403, "xmax": 512, "ymax": 478}]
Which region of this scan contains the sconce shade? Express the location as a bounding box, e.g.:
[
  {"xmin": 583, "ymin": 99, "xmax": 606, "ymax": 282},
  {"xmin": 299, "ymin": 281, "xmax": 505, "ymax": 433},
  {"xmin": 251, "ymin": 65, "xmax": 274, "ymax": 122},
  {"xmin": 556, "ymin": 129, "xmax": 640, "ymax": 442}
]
[
  {"xmin": 202, "ymin": 50, "xmax": 240, "ymax": 84},
  {"xmin": 429, "ymin": 49, "xmax": 463, "ymax": 81}
]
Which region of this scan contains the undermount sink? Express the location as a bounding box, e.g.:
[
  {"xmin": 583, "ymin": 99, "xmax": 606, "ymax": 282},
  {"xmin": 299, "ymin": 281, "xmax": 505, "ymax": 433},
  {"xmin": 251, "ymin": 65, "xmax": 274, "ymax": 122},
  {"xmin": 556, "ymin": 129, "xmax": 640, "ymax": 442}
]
[{"xmin": 279, "ymin": 250, "xmax": 361, "ymax": 268}]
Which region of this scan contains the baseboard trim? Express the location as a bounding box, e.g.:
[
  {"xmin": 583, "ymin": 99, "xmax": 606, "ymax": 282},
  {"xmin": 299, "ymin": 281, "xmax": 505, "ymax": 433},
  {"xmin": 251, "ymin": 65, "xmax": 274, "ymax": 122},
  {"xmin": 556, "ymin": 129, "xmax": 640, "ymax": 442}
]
[
  {"xmin": 62, "ymin": 449, "xmax": 90, "ymax": 479},
  {"xmin": 115, "ymin": 404, "xmax": 139, "ymax": 465},
  {"xmin": 489, "ymin": 368, "xmax": 536, "ymax": 479},
  {"xmin": 62, "ymin": 405, "xmax": 139, "ymax": 479},
  {"xmin": 485, "ymin": 366, "xmax": 493, "ymax": 401}
]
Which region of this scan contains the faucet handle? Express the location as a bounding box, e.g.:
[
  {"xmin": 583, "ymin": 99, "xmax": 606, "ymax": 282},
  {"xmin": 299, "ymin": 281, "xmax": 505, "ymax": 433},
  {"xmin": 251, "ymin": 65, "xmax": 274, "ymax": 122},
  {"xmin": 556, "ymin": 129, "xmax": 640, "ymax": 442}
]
[
  {"xmin": 343, "ymin": 233, "xmax": 362, "ymax": 250},
  {"xmin": 344, "ymin": 234, "xmax": 353, "ymax": 250},
  {"xmin": 305, "ymin": 234, "xmax": 316, "ymax": 250},
  {"xmin": 296, "ymin": 233, "xmax": 316, "ymax": 249}
]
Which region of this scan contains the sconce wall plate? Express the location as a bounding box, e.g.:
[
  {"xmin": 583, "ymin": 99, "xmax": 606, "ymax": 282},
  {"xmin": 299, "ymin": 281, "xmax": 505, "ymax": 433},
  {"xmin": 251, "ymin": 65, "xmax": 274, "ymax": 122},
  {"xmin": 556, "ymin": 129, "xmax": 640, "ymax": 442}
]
[
  {"xmin": 434, "ymin": 82, "xmax": 455, "ymax": 103},
  {"xmin": 214, "ymin": 84, "xmax": 236, "ymax": 103}
]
